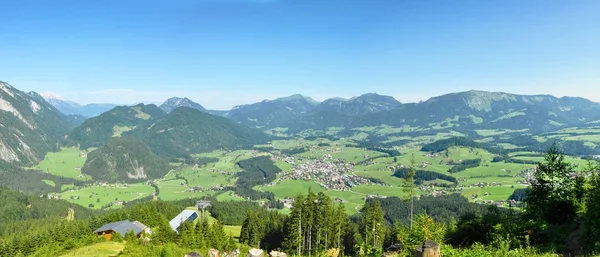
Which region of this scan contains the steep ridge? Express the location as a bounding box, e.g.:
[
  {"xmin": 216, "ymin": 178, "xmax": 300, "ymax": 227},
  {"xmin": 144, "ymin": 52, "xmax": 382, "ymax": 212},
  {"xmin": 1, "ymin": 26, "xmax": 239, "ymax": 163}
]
[
  {"xmin": 0, "ymin": 81, "xmax": 72, "ymax": 165},
  {"xmin": 82, "ymin": 137, "xmax": 169, "ymax": 183}
]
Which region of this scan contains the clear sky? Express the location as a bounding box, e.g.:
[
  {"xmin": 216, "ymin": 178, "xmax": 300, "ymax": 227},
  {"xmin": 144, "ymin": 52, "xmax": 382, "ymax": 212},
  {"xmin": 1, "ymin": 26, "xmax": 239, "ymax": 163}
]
[{"xmin": 1, "ymin": 0, "xmax": 599, "ymax": 109}]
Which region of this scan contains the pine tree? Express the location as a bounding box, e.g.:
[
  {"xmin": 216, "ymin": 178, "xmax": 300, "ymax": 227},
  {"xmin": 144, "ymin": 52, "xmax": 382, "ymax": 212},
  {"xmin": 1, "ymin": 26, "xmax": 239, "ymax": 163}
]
[
  {"xmin": 361, "ymin": 199, "xmax": 386, "ymax": 252},
  {"xmin": 240, "ymin": 210, "xmax": 262, "ymax": 248},
  {"xmin": 178, "ymin": 221, "xmax": 196, "ymax": 248},
  {"xmin": 525, "ymin": 142, "xmax": 577, "ymax": 224},
  {"xmin": 124, "ymin": 229, "xmax": 138, "ymax": 244},
  {"xmin": 194, "ymin": 219, "xmax": 206, "ymax": 249},
  {"xmin": 201, "ymin": 217, "xmax": 213, "ymax": 248},
  {"xmin": 225, "ymin": 234, "xmax": 238, "ymax": 252},
  {"xmin": 111, "ymin": 232, "xmax": 124, "ymax": 242},
  {"xmin": 283, "ymin": 194, "xmax": 304, "ymax": 256},
  {"xmin": 403, "ymin": 154, "xmax": 417, "ymax": 230},
  {"xmin": 211, "ymin": 219, "xmax": 227, "ymax": 251},
  {"xmin": 304, "ymin": 189, "xmax": 316, "ymax": 256}
]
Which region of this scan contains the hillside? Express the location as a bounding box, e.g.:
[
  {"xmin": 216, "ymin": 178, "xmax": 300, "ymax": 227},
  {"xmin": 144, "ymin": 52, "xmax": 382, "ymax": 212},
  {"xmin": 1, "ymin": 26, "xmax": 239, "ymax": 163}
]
[
  {"xmin": 159, "ymin": 97, "xmax": 206, "ymax": 113},
  {"xmin": 65, "ymin": 104, "xmax": 166, "ymax": 149},
  {"xmin": 0, "ymin": 186, "xmax": 96, "ymax": 223},
  {"xmin": 0, "ymin": 81, "xmax": 74, "ymax": 165},
  {"xmin": 133, "ymin": 107, "xmax": 272, "ymax": 158},
  {"xmin": 40, "ymin": 92, "xmax": 117, "ymax": 117},
  {"xmin": 82, "ymin": 137, "xmax": 170, "ymax": 182},
  {"xmin": 222, "ymin": 94, "xmax": 319, "ymax": 128},
  {"xmin": 275, "ymin": 90, "xmax": 600, "ymax": 133}
]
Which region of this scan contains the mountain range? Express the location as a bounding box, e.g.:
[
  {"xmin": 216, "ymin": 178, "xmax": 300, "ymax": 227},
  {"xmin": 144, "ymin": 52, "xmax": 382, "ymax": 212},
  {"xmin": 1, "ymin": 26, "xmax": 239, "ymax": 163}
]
[
  {"xmin": 4, "ymin": 78, "xmax": 600, "ymax": 176},
  {"xmin": 22, "ymin": 85, "xmax": 600, "ymax": 135},
  {"xmin": 40, "ymin": 92, "xmax": 117, "ymax": 117}
]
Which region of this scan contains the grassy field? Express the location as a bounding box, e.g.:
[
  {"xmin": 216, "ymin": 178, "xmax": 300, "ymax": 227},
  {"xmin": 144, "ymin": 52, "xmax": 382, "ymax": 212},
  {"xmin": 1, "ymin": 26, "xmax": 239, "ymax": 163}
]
[
  {"xmin": 157, "ymin": 179, "xmax": 211, "ymax": 201},
  {"xmin": 176, "ymin": 167, "xmax": 234, "ymax": 188},
  {"xmin": 215, "ymin": 191, "xmax": 247, "ymax": 202},
  {"xmin": 60, "ymin": 183, "xmax": 155, "ymax": 209},
  {"xmin": 60, "ymin": 241, "xmax": 125, "ymax": 257},
  {"xmin": 192, "ymin": 150, "xmax": 267, "ymax": 173},
  {"xmin": 31, "ymin": 147, "xmax": 89, "ymax": 180},
  {"xmin": 42, "ymin": 179, "xmax": 56, "ymax": 187},
  {"xmin": 255, "ymin": 179, "xmax": 325, "ymax": 199},
  {"xmin": 112, "ymin": 125, "xmax": 134, "ymax": 137}
]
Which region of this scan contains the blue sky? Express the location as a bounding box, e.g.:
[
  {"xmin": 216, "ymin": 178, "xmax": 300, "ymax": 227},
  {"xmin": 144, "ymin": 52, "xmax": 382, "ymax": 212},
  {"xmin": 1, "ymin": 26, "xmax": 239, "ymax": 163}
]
[{"xmin": 1, "ymin": 0, "xmax": 599, "ymax": 109}]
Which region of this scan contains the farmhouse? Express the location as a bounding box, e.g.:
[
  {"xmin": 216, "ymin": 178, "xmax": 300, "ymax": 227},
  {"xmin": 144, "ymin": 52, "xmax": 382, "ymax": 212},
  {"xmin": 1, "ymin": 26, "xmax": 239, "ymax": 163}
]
[
  {"xmin": 93, "ymin": 220, "xmax": 150, "ymax": 241},
  {"xmin": 169, "ymin": 210, "xmax": 199, "ymax": 232}
]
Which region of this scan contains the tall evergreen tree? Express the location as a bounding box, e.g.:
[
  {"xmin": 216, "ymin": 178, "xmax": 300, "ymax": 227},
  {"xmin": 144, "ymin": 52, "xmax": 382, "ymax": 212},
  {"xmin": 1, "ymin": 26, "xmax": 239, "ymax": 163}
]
[
  {"xmin": 194, "ymin": 220, "xmax": 206, "ymax": 249},
  {"xmin": 283, "ymin": 194, "xmax": 305, "ymax": 256},
  {"xmin": 178, "ymin": 221, "xmax": 196, "ymax": 248},
  {"xmin": 525, "ymin": 142, "xmax": 577, "ymax": 224},
  {"xmin": 361, "ymin": 199, "xmax": 386, "ymax": 252},
  {"xmin": 403, "ymin": 154, "xmax": 417, "ymax": 230}
]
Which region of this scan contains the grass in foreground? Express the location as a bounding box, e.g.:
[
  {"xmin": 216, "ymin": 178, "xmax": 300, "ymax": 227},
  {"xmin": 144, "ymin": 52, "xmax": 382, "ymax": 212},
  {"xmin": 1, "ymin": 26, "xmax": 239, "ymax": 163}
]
[{"xmin": 59, "ymin": 241, "xmax": 125, "ymax": 257}]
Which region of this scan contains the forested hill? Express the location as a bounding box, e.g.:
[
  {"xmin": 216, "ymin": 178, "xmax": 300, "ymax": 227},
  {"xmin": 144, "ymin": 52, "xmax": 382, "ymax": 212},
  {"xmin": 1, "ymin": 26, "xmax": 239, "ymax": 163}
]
[
  {"xmin": 0, "ymin": 81, "xmax": 74, "ymax": 165},
  {"xmin": 65, "ymin": 103, "xmax": 166, "ymax": 149},
  {"xmin": 0, "ymin": 187, "xmax": 96, "ymax": 223},
  {"xmin": 219, "ymin": 90, "xmax": 600, "ymax": 133},
  {"xmin": 132, "ymin": 107, "xmax": 272, "ymax": 158},
  {"xmin": 82, "ymin": 137, "xmax": 170, "ymax": 183}
]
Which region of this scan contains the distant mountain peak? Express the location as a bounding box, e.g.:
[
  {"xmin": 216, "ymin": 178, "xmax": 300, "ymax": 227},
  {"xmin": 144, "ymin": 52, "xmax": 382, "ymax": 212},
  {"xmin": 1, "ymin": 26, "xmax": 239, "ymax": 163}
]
[
  {"xmin": 160, "ymin": 97, "xmax": 206, "ymax": 113},
  {"xmin": 39, "ymin": 92, "xmax": 65, "ymax": 101},
  {"xmin": 275, "ymin": 94, "xmax": 319, "ymax": 105}
]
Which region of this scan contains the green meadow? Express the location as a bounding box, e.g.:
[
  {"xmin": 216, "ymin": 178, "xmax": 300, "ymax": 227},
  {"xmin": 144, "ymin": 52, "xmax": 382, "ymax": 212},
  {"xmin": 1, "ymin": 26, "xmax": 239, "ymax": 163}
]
[
  {"xmin": 60, "ymin": 241, "xmax": 125, "ymax": 257},
  {"xmin": 32, "ymin": 147, "xmax": 89, "ymax": 180},
  {"xmin": 60, "ymin": 183, "xmax": 155, "ymax": 209}
]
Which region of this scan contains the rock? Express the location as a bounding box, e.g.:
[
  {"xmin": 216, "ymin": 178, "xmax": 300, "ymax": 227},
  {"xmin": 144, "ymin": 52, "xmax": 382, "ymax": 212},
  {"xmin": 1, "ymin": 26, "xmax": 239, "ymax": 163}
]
[
  {"xmin": 247, "ymin": 248, "xmax": 264, "ymax": 257},
  {"xmin": 414, "ymin": 240, "xmax": 440, "ymax": 257},
  {"xmin": 269, "ymin": 250, "xmax": 287, "ymax": 257},
  {"xmin": 208, "ymin": 248, "xmax": 220, "ymax": 257},
  {"xmin": 185, "ymin": 252, "xmax": 203, "ymax": 257}
]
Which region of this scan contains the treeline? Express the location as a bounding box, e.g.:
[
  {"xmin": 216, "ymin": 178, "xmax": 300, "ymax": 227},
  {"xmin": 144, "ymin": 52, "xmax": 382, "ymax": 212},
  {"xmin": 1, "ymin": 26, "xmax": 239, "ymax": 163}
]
[
  {"xmin": 508, "ymin": 188, "xmax": 528, "ymax": 202},
  {"xmin": 393, "ymin": 168, "xmax": 458, "ymax": 185},
  {"xmin": 346, "ymin": 141, "xmax": 402, "ymax": 157},
  {"xmin": 421, "ymin": 137, "xmax": 481, "ymax": 152},
  {"xmin": 373, "ymin": 194, "xmax": 510, "ymax": 226},
  {"xmin": 0, "ymin": 195, "xmax": 241, "ymax": 257},
  {"xmin": 235, "ymin": 156, "xmax": 282, "ymax": 208},
  {"xmin": 366, "ymin": 147, "xmax": 401, "ymax": 157},
  {"xmin": 184, "ymin": 156, "xmax": 220, "ymax": 166},
  {"xmin": 280, "ymin": 147, "xmax": 308, "ymax": 155},
  {"xmin": 0, "ymin": 167, "xmax": 86, "ymax": 195},
  {"xmin": 240, "ymin": 190, "xmax": 350, "ymax": 255},
  {"xmin": 0, "ymin": 187, "xmax": 97, "ymax": 228},
  {"xmin": 447, "ymin": 159, "xmax": 482, "ymax": 173},
  {"xmin": 210, "ymin": 201, "xmax": 261, "ymax": 226},
  {"xmin": 253, "ymin": 146, "xmax": 275, "ymax": 152}
]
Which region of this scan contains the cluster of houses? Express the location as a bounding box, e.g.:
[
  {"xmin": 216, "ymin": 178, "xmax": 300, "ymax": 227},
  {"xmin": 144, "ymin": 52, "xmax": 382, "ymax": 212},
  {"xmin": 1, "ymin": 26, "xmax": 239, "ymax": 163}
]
[
  {"xmin": 279, "ymin": 158, "xmax": 371, "ymax": 190},
  {"xmin": 278, "ymin": 197, "xmax": 347, "ymax": 209}
]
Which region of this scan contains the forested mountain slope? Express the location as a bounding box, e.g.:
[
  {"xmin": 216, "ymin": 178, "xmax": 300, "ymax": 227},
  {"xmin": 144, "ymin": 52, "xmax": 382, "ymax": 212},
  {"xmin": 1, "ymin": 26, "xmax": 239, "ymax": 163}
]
[
  {"xmin": 0, "ymin": 81, "xmax": 73, "ymax": 165},
  {"xmin": 65, "ymin": 104, "xmax": 166, "ymax": 149},
  {"xmin": 132, "ymin": 107, "xmax": 272, "ymax": 158},
  {"xmin": 82, "ymin": 137, "xmax": 170, "ymax": 182}
]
